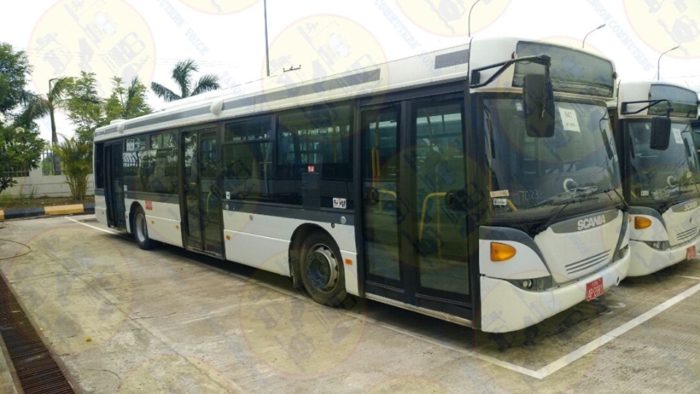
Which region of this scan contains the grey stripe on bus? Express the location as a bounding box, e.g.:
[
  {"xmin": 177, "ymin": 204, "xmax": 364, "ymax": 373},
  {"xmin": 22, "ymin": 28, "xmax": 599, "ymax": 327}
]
[
  {"xmin": 479, "ymin": 226, "xmax": 547, "ymax": 264},
  {"xmin": 97, "ymin": 69, "xmax": 382, "ymax": 137},
  {"xmin": 612, "ymin": 211, "xmax": 629, "ymax": 259},
  {"xmin": 224, "ymin": 201, "xmax": 355, "ymax": 226},
  {"xmin": 434, "ymin": 49, "xmax": 470, "ymax": 69},
  {"xmin": 222, "ymin": 68, "xmax": 380, "ymax": 111},
  {"xmin": 125, "ymin": 191, "xmax": 180, "ymax": 204},
  {"xmin": 549, "ymin": 209, "xmax": 619, "ymax": 234}
]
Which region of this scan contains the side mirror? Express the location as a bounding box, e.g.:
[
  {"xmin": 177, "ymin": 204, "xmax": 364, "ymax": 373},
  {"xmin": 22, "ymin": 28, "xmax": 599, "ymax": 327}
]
[
  {"xmin": 523, "ymin": 73, "xmax": 555, "ymax": 138},
  {"xmin": 649, "ymin": 116, "xmax": 671, "ymax": 150}
]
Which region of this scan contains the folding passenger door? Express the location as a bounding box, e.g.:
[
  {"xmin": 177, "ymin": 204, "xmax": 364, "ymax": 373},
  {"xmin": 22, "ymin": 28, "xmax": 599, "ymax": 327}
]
[
  {"xmin": 181, "ymin": 127, "xmax": 224, "ymax": 256},
  {"xmin": 360, "ymin": 96, "xmax": 472, "ymax": 319},
  {"xmin": 104, "ymin": 142, "xmax": 126, "ymax": 227}
]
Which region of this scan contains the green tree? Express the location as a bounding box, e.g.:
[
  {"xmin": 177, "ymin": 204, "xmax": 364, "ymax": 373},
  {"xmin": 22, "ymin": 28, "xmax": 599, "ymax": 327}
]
[
  {"xmin": 150, "ymin": 59, "xmax": 220, "ymax": 102},
  {"xmin": 0, "ymin": 42, "xmax": 30, "ymax": 115},
  {"xmin": 105, "ymin": 76, "xmax": 151, "ymax": 122},
  {"xmin": 53, "ymin": 137, "xmax": 91, "ymax": 201},
  {"xmin": 63, "ymin": 71, "xmax": 103, "ymax": 143},
  {"xmin": 0, "ymin": 42, "xmax": 45, "ymax": 194}
]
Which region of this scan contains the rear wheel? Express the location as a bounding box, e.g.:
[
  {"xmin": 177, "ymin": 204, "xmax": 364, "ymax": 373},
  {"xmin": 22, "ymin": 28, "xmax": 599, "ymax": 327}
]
[
  {"xmin": 299, "ymin": 232, "xmax": 347, "ymax": 307},
  {"xmin": 133, "ymin": 206, "xmax": 154, "ymax": 250}
]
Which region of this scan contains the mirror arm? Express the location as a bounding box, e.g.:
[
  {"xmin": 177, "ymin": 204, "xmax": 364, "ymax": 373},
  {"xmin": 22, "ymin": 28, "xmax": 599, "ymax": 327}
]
[
  {"xmin": 621, "ymin": 99, "xmax": 673, "ymax": 117},
  {"xmin": 470, "ymin": 55, "xmax": 551, "ymax": 89}
]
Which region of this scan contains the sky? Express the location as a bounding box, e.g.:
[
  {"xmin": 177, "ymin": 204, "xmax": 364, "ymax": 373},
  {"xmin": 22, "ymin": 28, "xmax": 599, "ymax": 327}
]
[{"xmin": 0, "ymin": 0, "xmax": 699, "ymax": 142}]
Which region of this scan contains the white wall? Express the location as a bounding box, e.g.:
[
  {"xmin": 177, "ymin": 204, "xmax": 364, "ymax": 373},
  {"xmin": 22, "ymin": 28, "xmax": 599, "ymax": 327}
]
[{"xmin": 3, "ymin": 168, "xmax": 95, "ymax": 198}]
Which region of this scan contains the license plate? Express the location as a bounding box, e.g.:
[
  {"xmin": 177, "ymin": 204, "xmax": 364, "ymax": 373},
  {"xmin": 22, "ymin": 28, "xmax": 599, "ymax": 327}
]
[
  {"xmin": 586, "ymin": 277, "xmax": 604, "ymax": 301},
  {"xmin": 687, "ymin": 245, "xmax": 696, "ymax": 260}
]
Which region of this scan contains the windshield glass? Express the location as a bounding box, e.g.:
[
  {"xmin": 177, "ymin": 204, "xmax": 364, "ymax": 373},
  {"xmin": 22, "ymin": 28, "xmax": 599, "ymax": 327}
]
[
  {"xmin": 627, "ymin": 121, "xmax": 700, "ymax": 203},
  {"xmin": 483, "ymin": 97, "xmax": 622, "ymax": 218}
]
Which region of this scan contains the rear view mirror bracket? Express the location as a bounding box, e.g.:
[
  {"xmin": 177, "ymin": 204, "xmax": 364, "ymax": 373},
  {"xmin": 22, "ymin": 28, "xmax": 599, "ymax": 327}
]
[{"xmin": 621, "ymin": 99, "xmax": 673, "ymax": 117}]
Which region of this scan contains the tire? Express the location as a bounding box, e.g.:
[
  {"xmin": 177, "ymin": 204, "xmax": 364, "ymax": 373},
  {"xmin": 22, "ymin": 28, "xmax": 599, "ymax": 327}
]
[
  {"xmin": 299, "ymin": 232, "xmax": 347, "ymax": 307},
  {"xmin": 132, "ymin": 206, "xmax": 155, "ymax": 250}
]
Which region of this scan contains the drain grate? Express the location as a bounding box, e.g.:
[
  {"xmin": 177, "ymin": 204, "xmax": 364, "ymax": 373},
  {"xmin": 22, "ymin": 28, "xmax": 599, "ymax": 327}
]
[{"xmin": 0, "ymin": 274, "xmax": 74, "ymax": 394}]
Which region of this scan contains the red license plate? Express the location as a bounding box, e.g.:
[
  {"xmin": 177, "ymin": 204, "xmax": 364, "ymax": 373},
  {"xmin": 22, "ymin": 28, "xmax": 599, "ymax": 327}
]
[
  {"xmin": 586, "ymin": 277, "xmax": 604, "ymax": 301},
  {"xmin": 687, "ymin": 245, "xmax": 696, "ymax": 260}
]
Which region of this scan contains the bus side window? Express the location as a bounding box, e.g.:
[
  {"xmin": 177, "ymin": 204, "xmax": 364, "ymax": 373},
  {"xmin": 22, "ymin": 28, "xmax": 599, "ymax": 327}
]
[
  {"xmin": 276, "ymin": 104, "xmax": 353, "ymax": 208},
  {"xmin": 223, "ymin": 116, "xmax": 272, "ymax": 201}
]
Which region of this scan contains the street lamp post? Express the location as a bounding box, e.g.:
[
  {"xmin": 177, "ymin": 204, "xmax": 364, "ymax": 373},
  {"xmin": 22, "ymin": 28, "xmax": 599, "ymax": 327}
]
[
  {"xmin": 582, "ymin": 24, "xmax": 606, "ymax": 49},
  {"xmin": 263, "ymin": 0, "xmax": 270, "ymax": 77},
  {"xmin": 657, "ymin": 45, "xmax": 681, "ymax": 80}
]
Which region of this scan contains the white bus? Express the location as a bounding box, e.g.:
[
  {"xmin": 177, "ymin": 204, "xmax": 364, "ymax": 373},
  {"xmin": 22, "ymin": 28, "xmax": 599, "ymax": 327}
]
[
  {"xmin": 94, "ymin": 37, "xmax": 630, "ymax": 333},
  {"xmin": 611, "ymin": 82, "xmax": 700, "ymax": 276}
]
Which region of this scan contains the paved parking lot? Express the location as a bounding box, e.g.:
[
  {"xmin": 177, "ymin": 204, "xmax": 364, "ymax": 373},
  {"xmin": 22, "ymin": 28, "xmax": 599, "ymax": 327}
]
[{"xmin": 1, "ymin": 215, "xmax": 699, "ymax": 392}]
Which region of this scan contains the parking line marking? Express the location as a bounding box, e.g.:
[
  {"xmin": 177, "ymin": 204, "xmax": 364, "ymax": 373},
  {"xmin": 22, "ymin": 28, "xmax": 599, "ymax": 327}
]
[
  {"xmin": 68, "ymin": 218, "xmax": 700, "ymax": 381},
  {"xmin": 534, "ymin": 281, "xmax": 700, "ymax": 379},
  {"xmin": 65, "ymin": 216, "xmax": 119, "ymax": 235}
]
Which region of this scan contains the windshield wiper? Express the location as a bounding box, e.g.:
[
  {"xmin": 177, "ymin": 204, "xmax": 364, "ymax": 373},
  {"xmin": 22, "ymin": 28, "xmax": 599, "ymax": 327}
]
[
  {"xmin": 533, "ymin": 186, "xmax": 601, "ymax": 234},
  {"xmin": 601, "ymin": 187, "xmax": 628, "ymax": 210},
  {"xmin": 534, "ymin": 185, "xmax": 600, "ymax": 207}
]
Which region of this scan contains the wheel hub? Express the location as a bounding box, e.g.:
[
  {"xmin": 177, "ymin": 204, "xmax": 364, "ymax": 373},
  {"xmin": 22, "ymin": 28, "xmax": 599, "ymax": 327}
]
[{"xmin": 307, "ymin": 245, "xmax": 339, "ymax": 291}]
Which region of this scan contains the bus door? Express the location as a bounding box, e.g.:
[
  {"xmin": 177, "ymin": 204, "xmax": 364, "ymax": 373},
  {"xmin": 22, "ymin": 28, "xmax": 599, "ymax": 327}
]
[
  {"xmin": 181, "ymin": 128, "xmax": 224, "ymax": 256},
  {"xmin": 104, "ymin": 142, "xmax": 126, "ymax": 227},
  {"xmin": 360, "ymin": 98, "xmax": 472, "ymax": 318}
]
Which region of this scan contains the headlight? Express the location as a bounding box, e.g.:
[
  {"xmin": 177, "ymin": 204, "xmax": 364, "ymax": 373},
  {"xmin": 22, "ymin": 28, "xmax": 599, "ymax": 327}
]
[
  {"xmin": 644, "ymin": 241, "xmax": 670, "ymax": 250},
  {"xmin": 508, "ymin": 276, "xmax": 554, "ymax": 291}
]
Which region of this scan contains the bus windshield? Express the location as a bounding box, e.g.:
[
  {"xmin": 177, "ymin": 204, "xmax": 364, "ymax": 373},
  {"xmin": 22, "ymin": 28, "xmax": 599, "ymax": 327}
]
[
  {"xmin": 627, "ymin": 121, "xmax": 700, "ymax": 203},
  {"xmin": 483, "ymin": 97, "xmax": 622, "ymax": 218}
]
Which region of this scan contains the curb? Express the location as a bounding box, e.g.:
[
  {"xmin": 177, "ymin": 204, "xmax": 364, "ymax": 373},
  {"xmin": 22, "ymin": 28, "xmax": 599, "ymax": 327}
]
[{"xmin": 0, "ymin": 203, "xmax": 95, "ymax": 221}]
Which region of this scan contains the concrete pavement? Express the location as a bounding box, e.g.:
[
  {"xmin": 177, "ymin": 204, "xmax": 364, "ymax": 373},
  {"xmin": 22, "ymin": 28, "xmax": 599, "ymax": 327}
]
[{"xmin": 0, "ymin": 215, "xmax": 698, "ymax": 392}]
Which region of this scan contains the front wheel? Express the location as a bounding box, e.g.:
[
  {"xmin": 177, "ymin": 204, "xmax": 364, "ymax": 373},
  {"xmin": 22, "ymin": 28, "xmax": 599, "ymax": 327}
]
[
  {"xmin": 299, "ymin": 232, "xmax": 347, "ymax": 307},
  {"xmin": 133, "ymin": 206, "xmax": 154, "ymax": 250}
]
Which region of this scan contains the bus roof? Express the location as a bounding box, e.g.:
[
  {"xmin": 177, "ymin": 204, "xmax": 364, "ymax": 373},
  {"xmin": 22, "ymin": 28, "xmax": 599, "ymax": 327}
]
[{"xmin": 95, "ymin": 37, "xmax": 613, "ymax": 141}]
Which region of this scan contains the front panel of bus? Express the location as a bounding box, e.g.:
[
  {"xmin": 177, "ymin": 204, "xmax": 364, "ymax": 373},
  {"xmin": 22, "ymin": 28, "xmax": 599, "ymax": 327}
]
[
  {"xmin": 469, "ymin": 41, "xmax": 630, "ymax": 333},
  {"xmin": 618, "ymin": 84, "xmax": 700, "ymax": 276}
]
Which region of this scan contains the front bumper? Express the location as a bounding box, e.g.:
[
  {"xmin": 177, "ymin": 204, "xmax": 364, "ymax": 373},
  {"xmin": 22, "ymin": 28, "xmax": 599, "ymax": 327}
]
[
  {"xmin": 627, "ymin": 236, "xmax": 700, "ymax": 277},
  {"xmin": 479, "ymin": 246, "xmax": 631, "ymax": 333}
]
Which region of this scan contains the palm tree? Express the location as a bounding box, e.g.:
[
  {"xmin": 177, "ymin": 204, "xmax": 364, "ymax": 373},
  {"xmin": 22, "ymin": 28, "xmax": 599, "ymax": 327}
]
[
  {"xmin": 16, "ymin": 77, "xmax": 73, "ymax": 146},
  {"xmin": 150, "ymin": 59, "xmax": 220, "ymax": 102},
  {"xmin": 14, "ymin": 77, "xmax": 73, "ymax": 174},
  {"xmin": 105, "ymin": 76, "xmax": 151, "ymax": 121}
]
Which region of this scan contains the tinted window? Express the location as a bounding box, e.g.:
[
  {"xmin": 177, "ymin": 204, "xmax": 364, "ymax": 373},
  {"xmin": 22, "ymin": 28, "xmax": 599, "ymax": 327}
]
[
  {"xmin": 147, "ymin": 132, "xmax": 178, "ymax": 194},
  {"xmin": 223, "ymin": 117, "xmax": 272, "ymax": 201},
  {"xmin": 276, "ymin": 104, "xmax": 353, "ymax": 207},
  {"xmin": 514, "ymin": 41, "xmax": 615, "ymax": 97},
  {"xmin": 122, "ymin": 132, "xmax": 178, "ymax": 194},
  {"xmin": 277, "ymin": 105, "xmax": 352, "ymax": 180}
]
